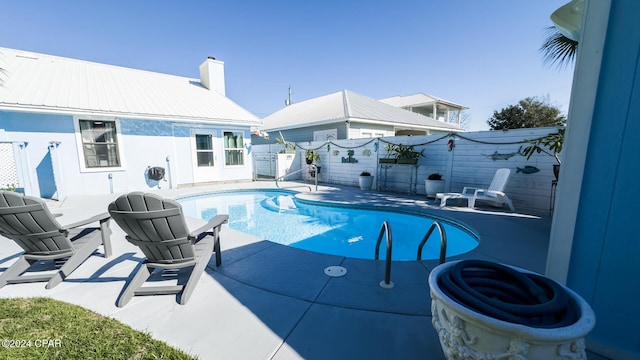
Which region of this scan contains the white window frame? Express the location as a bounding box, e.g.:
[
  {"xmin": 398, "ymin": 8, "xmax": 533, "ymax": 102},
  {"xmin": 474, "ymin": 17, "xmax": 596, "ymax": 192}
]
[
  {"xmin": 222, "ymin": 130, "xmax": 246, "ymax": 167},
  {"xmin": 73, "ymin": 116, "xmax": 125, "ymax": 173},
  {"xmin": 360, "ymin": 130, "xmax": 386, "ymax": 138},
  {"xmin": 313, "ymin": 129, "xmax": 337, "ymax": 142},
  {"xmin": 194, "ymin": 132, "xmax": 216, "ymax": 168}
]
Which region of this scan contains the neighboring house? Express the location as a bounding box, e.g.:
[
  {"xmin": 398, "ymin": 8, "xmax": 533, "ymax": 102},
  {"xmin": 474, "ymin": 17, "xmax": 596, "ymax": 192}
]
[
  {"xmin": 255, "ymin": 89, "xmax": 463, "ymax": 144},
  {"xmin": 379, "ymin": 93, "xmax": 468, "ymax": 127},
  {"xmin": 0, "ymin": 47, "xmax": 261, "ymax": 200}
]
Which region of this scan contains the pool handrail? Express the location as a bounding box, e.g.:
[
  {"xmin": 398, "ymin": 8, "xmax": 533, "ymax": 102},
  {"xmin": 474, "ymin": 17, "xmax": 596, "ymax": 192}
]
[
  {"xmin": 416, "ymin": 221, "xmax": 447, "ymax": 264},
  {"xmin": 374, "ymin": 221, "xmax": 394, "ymax": 289},
  {"xmin": 275, "ymin": 164, "xmax": 318, "ymax": 192}
]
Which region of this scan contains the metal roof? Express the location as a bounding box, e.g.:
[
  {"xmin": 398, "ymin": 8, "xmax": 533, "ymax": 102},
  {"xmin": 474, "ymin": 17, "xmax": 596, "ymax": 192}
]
[
  {"xmin": 379, "ymin": 93, "xmax": 468, "ymax": 110},
  {"xmin": 0, "ymin": 47, "xmax": 261, "ymax": 125},
  {"xmin": 262, "ymin": 90, "xmax": 463, "ymax": 132}
]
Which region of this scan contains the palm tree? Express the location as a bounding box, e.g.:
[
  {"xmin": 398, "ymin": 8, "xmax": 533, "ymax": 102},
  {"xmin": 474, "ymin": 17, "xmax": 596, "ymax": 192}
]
[{"xmin": 540, "ymin": 26, "xmax": 579, "ymax": 69}]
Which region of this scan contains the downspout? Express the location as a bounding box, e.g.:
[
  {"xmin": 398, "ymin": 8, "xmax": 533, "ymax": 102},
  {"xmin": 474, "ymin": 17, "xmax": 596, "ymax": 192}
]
[{"xmin": 166, "ymin": 156, "xmax": 173, "ymax": 189}]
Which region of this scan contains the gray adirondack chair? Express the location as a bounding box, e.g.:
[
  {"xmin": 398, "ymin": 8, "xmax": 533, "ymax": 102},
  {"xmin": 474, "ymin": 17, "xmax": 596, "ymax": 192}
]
[
  {"xmin": 108, "ymin": 192, "xmax": 228, "ymax": 307},
  {"xmin": 0, "ymin": 191, "xmax": 112, "ymax": 289}
]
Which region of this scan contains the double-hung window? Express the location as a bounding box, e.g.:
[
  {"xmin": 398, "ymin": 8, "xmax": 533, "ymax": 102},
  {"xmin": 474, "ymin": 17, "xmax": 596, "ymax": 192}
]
[
  {"xmin": 79, "ymin": 120, "xmax": 120, "ymax": 168},
  {"xmin": 223, "ymin": 131, "xmax": 244, "ymax": 166},
  {"xmin": 195, "ymin": 134, "xmax": 214, "ymax": 166}
]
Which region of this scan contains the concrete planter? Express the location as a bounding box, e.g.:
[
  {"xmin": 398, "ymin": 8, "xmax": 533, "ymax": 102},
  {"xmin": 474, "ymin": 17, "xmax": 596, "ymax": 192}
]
[
  {"xmin": 425, "ymin": 179, "xmax": 445, "ymax": 198},
  {"xmin": 428, "ymin": 261, "xmax": 595, "ymax": 360},
  {"xmin": 358, "ymin": 175, "xmax": 374, "ymax": 190}
]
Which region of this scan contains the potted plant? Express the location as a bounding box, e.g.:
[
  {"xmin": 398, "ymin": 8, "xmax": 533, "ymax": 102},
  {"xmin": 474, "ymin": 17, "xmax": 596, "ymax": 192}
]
[
  {"xmin": 425, "ymin": 173, "xmax": 445, "ymax": 198},
  {"xmin": 276, "ymin": 131, "xmax": 296, "ymax": 154},
  {"xmin": 358, "ymin": 171, "xmax": 374, "ymax": 190},
  {"xmin": 522, "ymin": 128, "xmax": 564, "ymax": 180},
  {"xmin": 305, "ymin": 149, "xmax": 319, "ymax": 165},
  {"xmin": 395, "ymin": 144, "xmax": 424, "ymax": 165},
  {"xmin": 379, "ymin": 143, "xmax": 397, "ymax": 164}
]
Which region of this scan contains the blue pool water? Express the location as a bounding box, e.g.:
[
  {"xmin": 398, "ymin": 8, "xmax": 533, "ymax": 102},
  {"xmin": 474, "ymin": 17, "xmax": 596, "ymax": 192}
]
[{"xmin": 179, "ymin": 190, "xmax": 479, "ymax": 261}]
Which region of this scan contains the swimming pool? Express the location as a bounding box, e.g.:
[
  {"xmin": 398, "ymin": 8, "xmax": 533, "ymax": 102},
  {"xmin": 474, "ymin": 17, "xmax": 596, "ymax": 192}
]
[{"xmin": 178, "ymin": 190, "xmax": 479, "ymax": 261}]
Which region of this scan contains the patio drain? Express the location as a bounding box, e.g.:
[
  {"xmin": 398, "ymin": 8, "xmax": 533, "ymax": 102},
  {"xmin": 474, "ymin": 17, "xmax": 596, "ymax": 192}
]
[{"xmin": 324, "ymin": 266, "xmax": 347, "ymax": 277}]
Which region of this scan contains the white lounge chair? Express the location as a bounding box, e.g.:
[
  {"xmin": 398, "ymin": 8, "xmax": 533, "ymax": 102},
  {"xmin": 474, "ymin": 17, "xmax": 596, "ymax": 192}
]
[{"xmin": 436, "ymin": 168, "xmax": 515, "ymax": 211}]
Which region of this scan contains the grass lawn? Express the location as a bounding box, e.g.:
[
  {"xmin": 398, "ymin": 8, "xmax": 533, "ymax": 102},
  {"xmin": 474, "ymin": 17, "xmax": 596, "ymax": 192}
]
[{"xmin": 0, "ymin": 297, "xmax": 197, "ymax": 359}]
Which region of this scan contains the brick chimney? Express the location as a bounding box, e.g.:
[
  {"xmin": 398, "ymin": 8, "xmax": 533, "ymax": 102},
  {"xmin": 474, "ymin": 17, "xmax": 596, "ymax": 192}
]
[{"xmin": 199, "ymin": 56, "xmax": 225, "ymax": 95}]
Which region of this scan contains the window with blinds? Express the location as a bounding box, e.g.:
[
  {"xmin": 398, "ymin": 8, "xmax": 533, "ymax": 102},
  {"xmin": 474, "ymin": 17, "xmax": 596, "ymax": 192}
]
[
  {"xmin": 79, "ymin": 120, "xmax": 120, "ymax": 168},
  {"xmin": 223, "ymin": 131, "xmax": 244, "ymax": 166}
]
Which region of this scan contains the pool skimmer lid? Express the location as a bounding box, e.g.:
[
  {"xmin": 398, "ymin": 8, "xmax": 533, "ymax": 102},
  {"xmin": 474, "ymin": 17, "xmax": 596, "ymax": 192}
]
[{"xmin": 324, "ymin": 266, "xmax": 347, "ymax": 277}]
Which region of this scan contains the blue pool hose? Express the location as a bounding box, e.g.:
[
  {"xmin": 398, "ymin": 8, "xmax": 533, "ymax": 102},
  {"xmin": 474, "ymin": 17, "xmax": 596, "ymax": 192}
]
[{"xmin": 437, "ymin": 260, "xmax": 579, "ymax": 328}]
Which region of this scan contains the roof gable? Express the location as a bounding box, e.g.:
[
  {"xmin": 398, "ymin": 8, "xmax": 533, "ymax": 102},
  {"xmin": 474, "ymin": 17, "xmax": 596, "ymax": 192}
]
[
  {"xmin": 263, "ymin": 91, "xmax": 348, "ymax": 129},
  {"xmin": 0, "ymin": 47, "xmax": 261, "ymax": 125},
  {"xmin": 262, "ymin": 90, "xmax": 462, "ymax": 132}
]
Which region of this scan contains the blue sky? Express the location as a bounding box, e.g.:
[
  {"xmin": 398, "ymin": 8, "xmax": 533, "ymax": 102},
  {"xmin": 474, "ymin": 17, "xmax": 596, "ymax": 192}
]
[{"xmin": 0, "ymin": 1, "xmax": 574, "ymax": 130}]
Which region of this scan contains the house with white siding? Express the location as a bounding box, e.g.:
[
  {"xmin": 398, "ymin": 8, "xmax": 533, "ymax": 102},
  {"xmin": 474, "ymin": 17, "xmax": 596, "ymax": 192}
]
[
  {"xmin": 0, "ymin": 47, "xmax": 261, "ymax": 200},
  {"xmin": 255, "ymin": 89, "xmax": 463, "ymax": 144},
  {"xmin": 379, "ymin": 93, "xmax": 468, "ymax": 127}
]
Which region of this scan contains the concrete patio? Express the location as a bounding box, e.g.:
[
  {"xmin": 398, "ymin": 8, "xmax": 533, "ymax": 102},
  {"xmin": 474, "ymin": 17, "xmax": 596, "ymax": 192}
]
[{"xmin": 0, "ymin": 182, "xmax": 601, "ymax": 359}]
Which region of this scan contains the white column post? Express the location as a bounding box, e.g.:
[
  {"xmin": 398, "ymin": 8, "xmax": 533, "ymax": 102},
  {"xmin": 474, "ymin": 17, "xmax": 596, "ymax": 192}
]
[{"xmin": 48, "ymin": 141, "xmax": 66, "ymax": 201}]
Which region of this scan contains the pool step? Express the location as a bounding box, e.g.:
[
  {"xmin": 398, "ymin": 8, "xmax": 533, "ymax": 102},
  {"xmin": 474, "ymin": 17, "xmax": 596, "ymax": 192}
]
[{"xmin": 261, "ymin": 195, "xmax": 298, "ymax": 213}]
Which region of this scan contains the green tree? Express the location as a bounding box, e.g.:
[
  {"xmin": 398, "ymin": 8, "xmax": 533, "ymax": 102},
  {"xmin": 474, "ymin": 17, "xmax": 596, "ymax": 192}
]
[
  {"xmin": 456, "ymin": 110, "xmax": 472, "ymax": 130},
  {"xmin": 487, "ymin": 97, "xmax": 566, "ymax": 130}
]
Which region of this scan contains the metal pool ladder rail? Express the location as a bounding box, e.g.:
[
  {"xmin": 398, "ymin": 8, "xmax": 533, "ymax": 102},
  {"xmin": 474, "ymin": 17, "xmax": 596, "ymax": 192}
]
[
  {"xmin": 374, "ymin": 220, "xmax": 447, "ymax": 290},
  {"xmin": 275, "ymin": 164, "xmax": 318, "ymax": 192},
  {"xmin": 374, "ymin": 221, "xmax": 394, "ymax": 289},
  {"xmin": 416, "ymin": 221, "xmax": 447, "ymax": 264}
]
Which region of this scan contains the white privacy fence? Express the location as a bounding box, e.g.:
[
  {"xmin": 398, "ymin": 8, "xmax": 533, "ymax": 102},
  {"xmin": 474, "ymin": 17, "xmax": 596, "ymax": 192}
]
[{"xmin": 253, "ymin": 127, "xmax": 562, "ymax": 214}]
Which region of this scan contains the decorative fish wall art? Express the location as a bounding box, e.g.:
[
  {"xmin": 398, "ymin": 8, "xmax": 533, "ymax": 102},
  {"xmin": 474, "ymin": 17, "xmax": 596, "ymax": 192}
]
[
  {"xmin": 516, "ymin": 166, "xmax": 540, "ymax": 174},
  {"xmin": 483, "ymin": 146, "xmax": 524, "ymax": 161}
]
